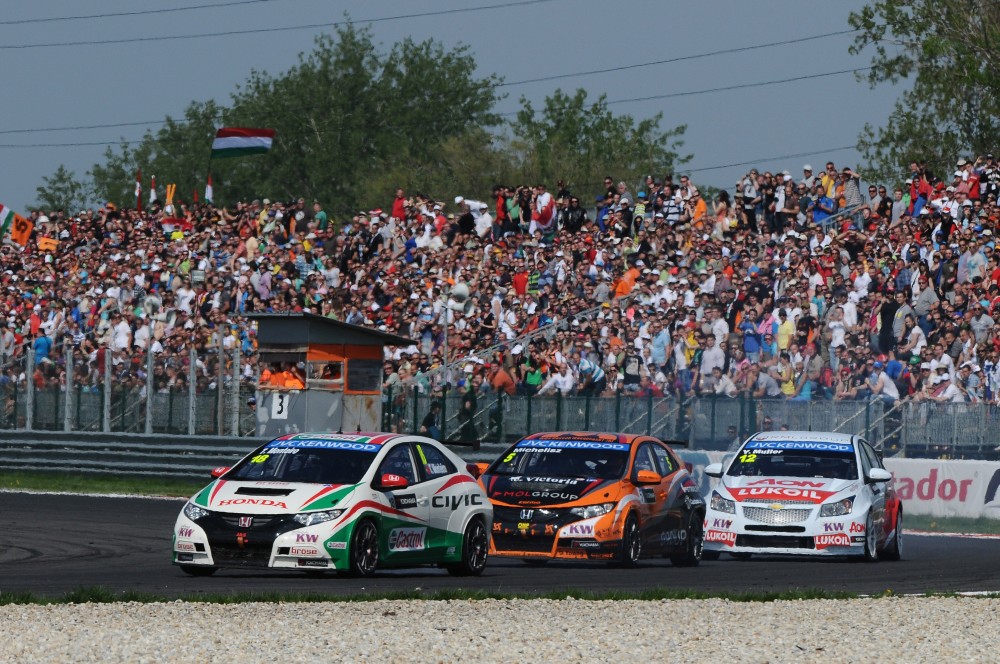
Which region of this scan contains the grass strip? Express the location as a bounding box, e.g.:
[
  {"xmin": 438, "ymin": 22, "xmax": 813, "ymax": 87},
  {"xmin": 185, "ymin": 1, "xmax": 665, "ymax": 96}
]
[
  {"xmin": 0, "ymin": 471, "xmax": 203, "ymax": 498},
  {"xmin": 906, "ymin": 514, "xmax": 1000, "ymax": 535},
  {"xmin": 0, "ymin": 585, "xmax": 862, "ymax": 606}
]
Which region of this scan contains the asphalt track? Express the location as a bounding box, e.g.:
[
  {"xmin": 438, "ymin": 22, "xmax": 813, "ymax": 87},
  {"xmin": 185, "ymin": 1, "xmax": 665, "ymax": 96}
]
[{"xmin": 2, "ymin": 492, "xmax": 998, "ymax": 598}]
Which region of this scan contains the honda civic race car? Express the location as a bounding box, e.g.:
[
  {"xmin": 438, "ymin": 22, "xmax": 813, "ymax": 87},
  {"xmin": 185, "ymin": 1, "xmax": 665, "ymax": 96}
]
[
  {"xmin": 475, "ymin": 432, "xmax": 706, "ymax": 566},
  {"xmin": 172, "ymin": 432, "xmax": 491, "ymax": 577},
  {"xmin": 703, "ymin": 431, "xmax": 902, "ymax": 561}
]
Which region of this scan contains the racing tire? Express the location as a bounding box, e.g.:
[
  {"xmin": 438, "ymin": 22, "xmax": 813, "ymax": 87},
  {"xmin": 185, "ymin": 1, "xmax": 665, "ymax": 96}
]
[
  {"xmin": 670, "ymin": 512, "xmax": 704, "ymax": 567},
  {"xmin": 612, "ymin": 513, "xmax": 641, "ymax": 567},
  {"xmin": 447, "ymin": 517, "xmax": 489, "ymax": 577},
  {"xmin": 861, "ymin": 511, "xmax": 879, "ymax": 562},
  {"xmin": 179, "ymin": 565, "xmax": 217, "ymax": 577},
  {"xmin": 883, "ymin": 510, "xmax": 903, "ymax": 561},
  {"xmin": 701, "ymin": 550, "xmax": 721, "ymax": 561},
  {"xmin": 347, "ymin": 519, "xmax": 379, "ymax": 577}
]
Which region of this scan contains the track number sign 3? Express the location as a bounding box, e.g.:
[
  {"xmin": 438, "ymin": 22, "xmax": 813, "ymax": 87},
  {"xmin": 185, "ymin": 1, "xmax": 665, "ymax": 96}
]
[{"xmin": 271, "ymin": 393, "xmax": 289, "ymax": 419}]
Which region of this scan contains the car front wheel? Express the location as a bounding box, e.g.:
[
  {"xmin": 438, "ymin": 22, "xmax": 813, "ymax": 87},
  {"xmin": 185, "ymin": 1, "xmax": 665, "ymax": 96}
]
[
  {"xmin": 447, "ymin": 517, "xmax": 489, "ymax": 576},
  {"xmin": 348, "ymin": 519, "xmax": 379, "ymax": 577},
  {"xmin": 862, "ymin": 511, "xmax": 879, "ymax": 562},
  {"xmin": 613, "ymin": 513, "xmax": 641, "ymax": 567}
]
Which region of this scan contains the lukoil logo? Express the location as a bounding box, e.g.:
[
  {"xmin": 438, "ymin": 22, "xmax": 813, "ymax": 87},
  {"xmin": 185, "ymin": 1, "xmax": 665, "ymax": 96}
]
[
  {"xmin": 815, "ymin": 533, "xmax": 851, "ymax": 549},
  {"xmin": 705, "ymin": 530, "xmax": 737, "ymax": 546},
  {"xmin": 388, "ymin": 527, "xmax": 426, "ymax": 551}
]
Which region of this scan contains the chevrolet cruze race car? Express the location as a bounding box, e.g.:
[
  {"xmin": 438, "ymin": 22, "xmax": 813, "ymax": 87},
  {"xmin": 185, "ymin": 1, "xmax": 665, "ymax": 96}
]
[
  {"xmin": 173, "ymin": 432, "xmax": 491, "ymax": 577},
  {"xmin": 703, "ymin": 431, "xmax": 902, "ymax": 561},
  {"xmin": 476, "ymin": 432, "xmax": 706, "ymax": 566}
]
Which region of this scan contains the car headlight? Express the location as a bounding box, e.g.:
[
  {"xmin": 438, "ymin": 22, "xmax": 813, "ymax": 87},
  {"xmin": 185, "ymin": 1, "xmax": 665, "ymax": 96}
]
[
  {"xmin": 293, "ymin": 509, "xmax": 345, "ymax": 527},
  {"xmin": 710, "ymin": 491, "xmax": 736, "ymax": 514},
  {"xmin": 569, "ymin": 503, "xmax": 615, "ymax": 519},
  {"xmin": 183, "ymin": 502, "xmax": 210, "ymax": 521},
  {"xmin": 819, "ymin": 496, "xmax": 855, "ymax": 517}
]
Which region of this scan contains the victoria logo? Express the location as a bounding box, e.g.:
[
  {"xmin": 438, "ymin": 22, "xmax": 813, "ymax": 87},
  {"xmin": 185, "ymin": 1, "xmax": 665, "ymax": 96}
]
[{"xmin": 238, "ymin": 516, "xmax": 253, "ymax": 528}]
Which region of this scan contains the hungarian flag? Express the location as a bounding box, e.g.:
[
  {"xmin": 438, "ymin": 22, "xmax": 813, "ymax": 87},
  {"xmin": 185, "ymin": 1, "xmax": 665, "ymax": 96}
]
[
  {"xmin": 211, "ymin": 127, "xmax": 275, "ymax": 158},
  {"xmin": 149, "ymin": 175, "xmax": 158, "ymax": 204},
  {"xmin": 135, "ymin": 168, "xmax": 143, "ymax": 213},
  {"xmin": 0, "ymin": 203, "xmax": 32, "ymax": 245},
  {"xmin": 205, "ymin": 173, "xmax": 214, "ymax": 203}
]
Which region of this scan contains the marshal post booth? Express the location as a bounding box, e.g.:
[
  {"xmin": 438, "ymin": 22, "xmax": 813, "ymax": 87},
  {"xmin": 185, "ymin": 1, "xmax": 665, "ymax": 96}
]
[{"xmin": 249, "ymin": 313, "xmax": 412, "ymax": 437}]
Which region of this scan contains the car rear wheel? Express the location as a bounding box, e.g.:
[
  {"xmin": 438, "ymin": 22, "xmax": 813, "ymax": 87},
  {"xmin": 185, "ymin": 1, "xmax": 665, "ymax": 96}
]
[
  {"xmin": 179, "ymin": 564, "xmax": 217, "ymax": 577},
  {"xmin": 347, "ymin": 519, "xmax": 379, "ymax": 577},
  {"xmin": 884, "ymin": 510, "xmax": 903, "ymax": 561},
  {"xmin": 613, "ymin": 513, "xmax": 641, "ymax": 567},
  {"xmin": 670, "ymin": 511, "xmax": 703, "ymax": 567},
  {"xmin": 447, "ymin": 517, "xmax": 489, "ymax": 576},
  {"xmin": 862, "ymin": 511, "xmax": 879, "ymax": 562}
]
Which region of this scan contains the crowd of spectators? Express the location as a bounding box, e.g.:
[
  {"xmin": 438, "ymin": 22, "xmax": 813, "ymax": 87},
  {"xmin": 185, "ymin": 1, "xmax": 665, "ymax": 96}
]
[{"xmin": 8, "ymin": 154, "xmax": 1000, "ymax": 414}]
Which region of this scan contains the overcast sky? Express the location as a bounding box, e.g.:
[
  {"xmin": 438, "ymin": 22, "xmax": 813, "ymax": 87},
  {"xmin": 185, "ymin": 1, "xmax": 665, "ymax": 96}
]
[{"xmin": 1, "ymin": 0, "xmax": 902, "ymax": 212}]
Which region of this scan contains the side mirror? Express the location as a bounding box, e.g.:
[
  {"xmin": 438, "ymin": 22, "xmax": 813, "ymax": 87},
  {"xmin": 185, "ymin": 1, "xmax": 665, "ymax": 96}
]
[
  {"xmin": 211, "ymin": 466, "xmax": 230, "ymax": 479},
  {"xmin": 467, "ymin": 463, "xmax": 489, "ymax": 479},
  {"xmin": 380, "ymin": 473, "xmax": 409, "ymax": 490},
  {"xmin": 634, "ymin": 469, "xmax": 661, "ymax": 485},
  {"xmin": 704, "ymin": 463, "xmax": 724, "ymax": 478},
  {"xmin": 867, "ymin": 468, "xmax": 892, "ymax": 483}
]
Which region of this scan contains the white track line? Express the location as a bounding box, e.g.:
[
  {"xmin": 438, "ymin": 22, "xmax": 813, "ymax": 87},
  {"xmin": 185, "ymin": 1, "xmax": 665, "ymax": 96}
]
[
  {"xmin": 907, "ymin": 530, "xmax": 1000, "ymax": 540},
  {"xmin": 0, "ymin": 488, "xmax": 185, "ymax": 501}
]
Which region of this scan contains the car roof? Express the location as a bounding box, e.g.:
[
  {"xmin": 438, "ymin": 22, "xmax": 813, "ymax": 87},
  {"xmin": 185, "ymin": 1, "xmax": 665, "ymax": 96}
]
[
  {"xmin": 520, "ymin": 431, "xmax": 648, "ymax": 447},
  {"xmin": 747, "ymin": 430, "xmax": 858, "ymax": 445},
  {"xmin": 271, "ymin": 432, "xmax": 407, "ymax": 447}
]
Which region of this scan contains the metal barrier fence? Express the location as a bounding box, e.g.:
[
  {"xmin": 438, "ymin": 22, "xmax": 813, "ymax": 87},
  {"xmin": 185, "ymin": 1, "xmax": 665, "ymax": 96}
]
[
  {"xmin": 0, "ymin": 337, "xmax": 257, "ymax": 437},
  {"xmin": 383, "ymin": 387, "xmax": 1000, "ymax": 460}
]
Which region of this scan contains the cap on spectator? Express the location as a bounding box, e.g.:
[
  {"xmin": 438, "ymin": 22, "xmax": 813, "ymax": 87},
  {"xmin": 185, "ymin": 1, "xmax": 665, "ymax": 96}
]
[
  {"xmin": 873, "ymin": 361, "xmax": 884, "ymax": 369},
  {"xmin": 920, "ymin": 362, "xmax": 932, "ymax": 370},
  {"xmin": 512, "ymin": 344, "xmax": 523, "ymax": 355},
  {"xmin": 803, "ymin": 164, "xmax": 812, "ymax": 171},
  {"xmin": 909, "ymin": 356, "xmax": 921, "ymax": 365},
  {"xmin": 957, "ymin": 158, "xmax": 968, "ymax": 166},
  {"xmin": 454, "ymin": 196, "xmax": 464, "ymax": 204},
  {"xmin": 263, "ymin": 198, "xmax": 271, "ymax": 205}
]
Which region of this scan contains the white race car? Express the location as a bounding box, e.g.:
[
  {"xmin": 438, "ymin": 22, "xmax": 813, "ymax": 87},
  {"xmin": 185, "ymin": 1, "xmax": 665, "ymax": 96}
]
[
  {"xmin": 173, "ymin": 432, "xmax": 492, "ymax": 577},
  {"xmin": 702, "ymin": 431, "xmax": 902, "ymax": 561}
]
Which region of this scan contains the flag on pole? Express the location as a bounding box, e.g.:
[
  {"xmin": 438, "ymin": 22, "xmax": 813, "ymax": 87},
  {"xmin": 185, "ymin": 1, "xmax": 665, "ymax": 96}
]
[
  {"xmin": 135, "ymin": 168, "xmax": 143, "ymax": 213},
  {"xmin": 211, "ymin": 127, "xmax": 275, "ymax": 158},
  {"xmin": 149, "ymin": 175, "xmax": 158, "ymax": 204},
  {"xmin": 0, "ymin": 203, "xmax": 33, "ymax": 245},
  {"xmin": 204, "ymin": 172, "xmax": 214, "ymax": 203}
]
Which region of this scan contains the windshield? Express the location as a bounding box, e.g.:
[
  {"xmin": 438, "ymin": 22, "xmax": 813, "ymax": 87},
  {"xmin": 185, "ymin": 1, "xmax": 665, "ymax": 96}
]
[
  {"xmin": 490, "ymin": 439, "xmax": 629, "ymax": 480},
  {"xmin": 728, "ymin": 441, "xmax": 857, "ymax": 480},
  {"xmin": 227, "ymin": 441, "xmax": 377, "ymax": 484}
]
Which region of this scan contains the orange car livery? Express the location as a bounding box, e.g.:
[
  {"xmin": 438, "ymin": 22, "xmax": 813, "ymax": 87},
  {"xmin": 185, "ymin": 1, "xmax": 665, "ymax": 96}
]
[{"xmin": 477, "ymin": 432, "xmax": 706, "ymax": 566}]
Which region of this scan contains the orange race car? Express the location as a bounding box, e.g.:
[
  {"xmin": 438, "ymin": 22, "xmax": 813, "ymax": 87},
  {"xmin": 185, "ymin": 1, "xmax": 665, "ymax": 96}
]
[{"xmin": 474, "ymin": 432, "xmax": 706, "ymax": 566}]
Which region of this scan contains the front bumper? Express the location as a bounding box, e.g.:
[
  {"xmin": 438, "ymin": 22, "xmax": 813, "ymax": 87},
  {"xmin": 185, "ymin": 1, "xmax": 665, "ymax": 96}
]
[
  {"xmin": 489, "ymin": 506, "xmax": 621, "ymax": 560},
  {"xmin": 703, "ymin": 508, "xmax": 866, "ymax": 556},
  {"xmin": 172, "ymin": 512, "xmax": 351, "ymax": 570}
]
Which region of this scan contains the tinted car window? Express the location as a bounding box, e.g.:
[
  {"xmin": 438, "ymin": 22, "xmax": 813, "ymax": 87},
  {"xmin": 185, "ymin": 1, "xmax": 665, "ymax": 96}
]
[
  {"xmin": 633, "ymin": 444, "xmax": 658, "ymax": 476},
  {"xmin": 378, "ymin": 444, "xmax": 418, "ymax": 485},
  {"xmin": 228, "ymin": 448, "xmax": 374, "ymax": 484},
  {"xmin": 651, "ymin": 444, "xmax": 676, "ymax": 475},
  {"xmin": 415, "ymin": 442, "xmax": 455, "ymax": 480}
]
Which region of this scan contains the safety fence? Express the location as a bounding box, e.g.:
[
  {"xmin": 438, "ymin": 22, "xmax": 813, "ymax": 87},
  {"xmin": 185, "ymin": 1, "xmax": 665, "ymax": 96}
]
[
  {"xmin": 383, "ymin": 387, "xmax": 1000, "ymax": 460},
  {"xmin": 0, "ymin": 339, "xmax": 257, "ymax": 437}
]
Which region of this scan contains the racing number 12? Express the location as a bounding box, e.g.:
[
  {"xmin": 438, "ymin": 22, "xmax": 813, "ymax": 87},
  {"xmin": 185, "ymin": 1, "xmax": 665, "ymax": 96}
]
[{"xmin": 739, "ymin": 453, "xmax": 757, "ymax": 463}]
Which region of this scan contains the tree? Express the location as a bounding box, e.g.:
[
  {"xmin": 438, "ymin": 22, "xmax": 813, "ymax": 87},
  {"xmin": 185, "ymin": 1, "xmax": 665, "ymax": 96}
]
[
  {"xmin": 849, "ymin": 1, "xmax": 1000, "ymax": 181},
  {"xmin": 85, "ymin": 24, "xmax": 502, "ymax": 214},
  {"xmin": 34, "ymin": 164, "xmax": 86, "ymax": 213},
  {"xmin": 511, "ymin": 89, "xmax": 689, "ymax": 199}
]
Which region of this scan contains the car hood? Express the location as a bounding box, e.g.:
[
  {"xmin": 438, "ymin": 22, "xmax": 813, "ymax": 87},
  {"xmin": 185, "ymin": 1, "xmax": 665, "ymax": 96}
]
[
  {"xmin": 192, "ymin": 480, "xmax": 360, "ymax": 513},
  {"xmin": 719, "ymin": 475, "xmax": 860, "ymax": 504},
  {"xmin": 483, "ymin": 474, "xmax": 620, "ymax": 507}
]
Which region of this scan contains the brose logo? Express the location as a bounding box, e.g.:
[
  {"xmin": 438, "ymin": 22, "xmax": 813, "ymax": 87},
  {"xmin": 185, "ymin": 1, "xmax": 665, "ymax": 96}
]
[
  {"xmin": 388, "ymin": 527, "xmax": 426, "ymax": 551},
  {"xmin": 290, "ymin": 547, "xmax": 318, "ymax": 556},
  {"xmin": 815, "ymin": 533, "xmax": 851, "ymax": 549}
]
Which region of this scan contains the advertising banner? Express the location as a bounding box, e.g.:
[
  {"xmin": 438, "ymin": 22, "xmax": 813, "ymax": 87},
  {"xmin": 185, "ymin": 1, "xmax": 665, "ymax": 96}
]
[{"xmin": 883, "ymin": 459, "xmax": 1000, "ymax": 519}]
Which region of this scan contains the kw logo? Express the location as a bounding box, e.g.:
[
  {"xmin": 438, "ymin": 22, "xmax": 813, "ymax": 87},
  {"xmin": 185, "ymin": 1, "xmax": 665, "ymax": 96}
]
[
  {"xmin": 296, "ymin": 533, "xmax": 319, "ymax": 543},
  {"xmin": 823, "ymin": 522, "xmax": 845, "ymax": 532},
  {"xmin": 712, "ymin": 518, "xmax": 732, "ymax": 529}
]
